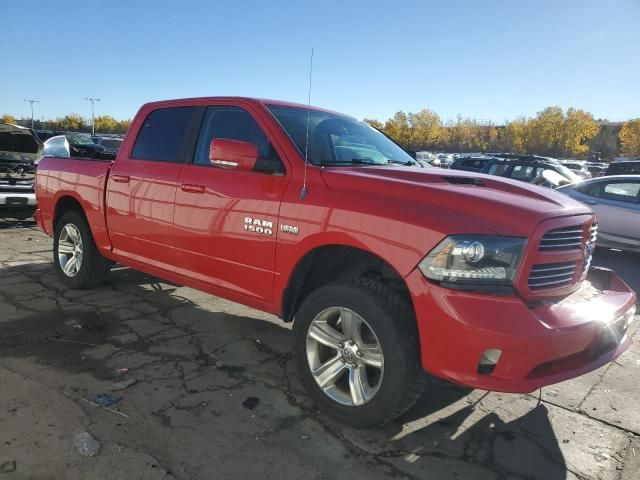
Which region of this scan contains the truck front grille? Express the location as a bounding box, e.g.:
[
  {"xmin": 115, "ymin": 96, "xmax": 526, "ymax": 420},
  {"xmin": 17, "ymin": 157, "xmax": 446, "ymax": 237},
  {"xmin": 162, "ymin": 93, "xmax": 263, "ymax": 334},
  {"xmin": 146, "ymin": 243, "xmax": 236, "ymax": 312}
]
[
  {"xmin": 528, "ymin": 261, "xmax": 577, "ymax": 289},
  {"xmin": 538, "ymin": 225, "xmax": 584, "ymax": 251},
  {"xmin": 589, "ymin": 223, "xmax": 598, "ymax": 243}
]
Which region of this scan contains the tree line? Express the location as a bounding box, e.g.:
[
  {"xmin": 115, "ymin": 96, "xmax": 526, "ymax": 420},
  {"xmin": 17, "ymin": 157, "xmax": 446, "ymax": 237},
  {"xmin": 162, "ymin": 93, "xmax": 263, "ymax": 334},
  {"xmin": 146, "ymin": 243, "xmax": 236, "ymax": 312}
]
[
  {"xmin": 364, "ymin": 107, "xmax": 640, "ymax": 159},
  {"xmin": 0, "ymin": 113, "xmax": 131, "ymax": 135},
  {"xmin": 2, "ymin": 108, "xmax": 640, "ymax": 158}
]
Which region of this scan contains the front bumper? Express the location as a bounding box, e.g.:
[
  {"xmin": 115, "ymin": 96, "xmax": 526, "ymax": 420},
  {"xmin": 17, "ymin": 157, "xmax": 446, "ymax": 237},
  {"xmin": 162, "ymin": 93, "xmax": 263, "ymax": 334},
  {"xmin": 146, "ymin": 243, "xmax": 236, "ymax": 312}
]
[
  {"xmin": 0, "ymin": 192, "xmax": 36, "ymax": 217},
  {"xmin": 408, "ymin": 267, "xmax": 636, "ymax": 393}
]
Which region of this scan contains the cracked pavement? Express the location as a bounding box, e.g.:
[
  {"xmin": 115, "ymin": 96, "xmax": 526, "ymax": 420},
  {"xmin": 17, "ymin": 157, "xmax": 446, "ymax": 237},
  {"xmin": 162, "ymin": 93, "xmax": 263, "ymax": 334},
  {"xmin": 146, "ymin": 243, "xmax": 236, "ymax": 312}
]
[{"xmin": 0, "ymin": 219, "xmax": 639, "ymax": 480}]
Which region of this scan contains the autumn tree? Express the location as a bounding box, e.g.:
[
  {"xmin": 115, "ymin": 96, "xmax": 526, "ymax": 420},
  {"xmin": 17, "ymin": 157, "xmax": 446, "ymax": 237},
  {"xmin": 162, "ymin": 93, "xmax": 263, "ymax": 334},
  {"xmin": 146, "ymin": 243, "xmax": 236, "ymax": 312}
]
[
  {"xmin": 619, "ymin": 119, "xmax": 640, "ymax": 157},
  {"xmin": 117, "ymin": 119, "xmax": 132, "ymax": 133},
  {"xmin": 407, "ymin": 109, "xmax": 441, "ymax": 150},
  {"xmin": 589, "ymin": 122, "xmax": 620, "ymax": 160},
  {"xmin": 363, "ymin": 119, "xmax": 383, "ymax": 130},
  {"xmin": 1, "ymin": 113, "xmax": 16, "ymax": 124},
  {"xmin": 499, "ymin": 116, "xmax": 528, "ymax": 153},
  {"xmin": 383, "ymin": 112, "xmax": 411, "ymax": 146},
  {"xmin": 526, "ymin": 106, "xmax": 564, "ymax": 156},
  {"xmin": 94, "ymin": 115, "xmax": 119, "ymax": 133},
  {"xmin": 560, "ymin": 108, "xmax": 599, "ymax": 157}
]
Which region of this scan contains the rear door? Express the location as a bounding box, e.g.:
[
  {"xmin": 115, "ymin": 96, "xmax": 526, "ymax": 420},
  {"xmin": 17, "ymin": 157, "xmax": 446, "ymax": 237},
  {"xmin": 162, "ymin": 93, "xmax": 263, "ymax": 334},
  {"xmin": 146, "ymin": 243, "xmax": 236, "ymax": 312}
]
[
  {"xmin": 173, "ymin": 104, "xmax": 288, "ymax": 302},
  {"xmin": 106, "ymin": 106, "xmax": 198, "ymax": 272}
]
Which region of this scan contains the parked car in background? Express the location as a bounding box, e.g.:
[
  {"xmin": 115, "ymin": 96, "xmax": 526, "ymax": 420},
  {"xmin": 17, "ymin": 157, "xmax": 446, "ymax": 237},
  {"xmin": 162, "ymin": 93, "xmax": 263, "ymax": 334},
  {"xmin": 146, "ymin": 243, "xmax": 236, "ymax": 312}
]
[
  {"xmin": 43, "ymin": 134, "xmax": 111, "ymax": 160},
  {"xmin": 479, "ymin": 155, "xmax": 581, "ymax": 186},
  {"xmin": 586, "ymin": 162, "xmax": 608, "ymax": 177},
  {"xmin": 449, "ymin": 155, "xmax": 495, "ymax": 173},
  {"xmin": 606, "ymin": 159, "xmax": 640, "ymax": 176},
  {"xmin": 0, "ymin": 123, "xmax": 42, "ymax": 219},
  {"xmin": 558, "ymin": 176, "xmax": 640, "ymax": 253},
  {"xmin": 559, "ymin": 160, "xmax": 592, "ymax": 180},
  {"xmin": 93, "ymin": 137, "xmax": 124, "ymax": 155},
  {"xmin": 415, "ymin": 151, "xmax": 439, "ymax": 167},
  {"xmin": 437, "ymin": 153, "xmax": 454, "ymax": 168}
]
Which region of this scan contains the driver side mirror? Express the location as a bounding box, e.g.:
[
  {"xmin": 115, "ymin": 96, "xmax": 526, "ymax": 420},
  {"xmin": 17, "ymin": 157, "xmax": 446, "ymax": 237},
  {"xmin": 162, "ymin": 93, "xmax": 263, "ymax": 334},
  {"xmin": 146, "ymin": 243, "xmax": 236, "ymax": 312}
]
[{"xmin": 209, "ymin": 138, "xmax": 258, "ymax": 171}]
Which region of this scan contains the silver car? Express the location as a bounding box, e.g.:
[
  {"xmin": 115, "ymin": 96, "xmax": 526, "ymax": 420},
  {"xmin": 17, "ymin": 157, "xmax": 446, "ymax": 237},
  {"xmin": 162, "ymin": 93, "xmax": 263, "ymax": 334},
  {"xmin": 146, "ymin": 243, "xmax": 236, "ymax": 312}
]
[{"xmin": 558, "ymin": 175, "xmax": 640, "ymax": 252}]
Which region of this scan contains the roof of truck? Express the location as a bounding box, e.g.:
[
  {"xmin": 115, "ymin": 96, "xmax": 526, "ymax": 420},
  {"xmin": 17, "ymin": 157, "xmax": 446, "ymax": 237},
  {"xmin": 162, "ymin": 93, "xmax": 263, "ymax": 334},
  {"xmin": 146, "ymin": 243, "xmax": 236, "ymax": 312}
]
[{"xmin": 139, "ymin": 97, "xmax": 353, "ymax": 118}]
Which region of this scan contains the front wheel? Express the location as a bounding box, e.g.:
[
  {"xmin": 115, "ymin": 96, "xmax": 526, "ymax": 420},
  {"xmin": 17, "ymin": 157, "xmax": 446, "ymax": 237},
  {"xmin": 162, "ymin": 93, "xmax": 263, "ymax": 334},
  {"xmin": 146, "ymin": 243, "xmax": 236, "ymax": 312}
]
[
  {"xmin": 53, "ymin": 210, "xmax": 112, "ymax": 289},
  {"xmin": 293, "ymin": 278, "xmax": 427, "ymax": 427}
]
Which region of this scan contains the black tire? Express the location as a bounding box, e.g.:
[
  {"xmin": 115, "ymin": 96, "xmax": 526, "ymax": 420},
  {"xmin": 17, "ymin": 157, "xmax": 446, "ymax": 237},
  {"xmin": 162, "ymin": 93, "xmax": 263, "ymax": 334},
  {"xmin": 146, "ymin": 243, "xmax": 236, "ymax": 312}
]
[
  {"xmin": 293, "ymin": 278, "xmax": 427, "ymax": 428},
  {"xmin": 53, "ymin": 210, "xmax": 112, "ymax": 289}
]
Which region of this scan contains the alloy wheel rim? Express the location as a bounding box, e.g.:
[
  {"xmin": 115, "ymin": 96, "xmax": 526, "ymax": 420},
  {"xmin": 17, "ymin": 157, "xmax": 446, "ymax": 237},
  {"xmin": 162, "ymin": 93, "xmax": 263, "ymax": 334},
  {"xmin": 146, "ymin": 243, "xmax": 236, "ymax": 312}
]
[
  {"xmin": 58, "ymin": 224, "xmax": 83, "ymax": 277},
  {"xmin": 306, "ymin": 307, "xmax": 384, "ymax": 406}
]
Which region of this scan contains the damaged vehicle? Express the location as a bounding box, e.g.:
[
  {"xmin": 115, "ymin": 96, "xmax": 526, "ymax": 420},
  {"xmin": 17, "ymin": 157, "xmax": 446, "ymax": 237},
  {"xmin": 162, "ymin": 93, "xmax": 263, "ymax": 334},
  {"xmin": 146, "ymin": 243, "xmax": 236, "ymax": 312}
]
[{"xmin": 0, "ymin": 123, "xmax": 42, "ymax": 219}]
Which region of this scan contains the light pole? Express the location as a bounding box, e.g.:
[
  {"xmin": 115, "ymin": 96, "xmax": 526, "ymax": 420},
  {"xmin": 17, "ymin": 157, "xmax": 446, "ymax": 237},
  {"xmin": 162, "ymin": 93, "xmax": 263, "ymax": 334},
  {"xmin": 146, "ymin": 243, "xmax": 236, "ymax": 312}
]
[
  {"xmin": 24, "ymin": 99, "xmax": 39, "ymax": 129},
  {"xmin": 85, "ymin": 97, "xmax": 101, "ymax": 136}
]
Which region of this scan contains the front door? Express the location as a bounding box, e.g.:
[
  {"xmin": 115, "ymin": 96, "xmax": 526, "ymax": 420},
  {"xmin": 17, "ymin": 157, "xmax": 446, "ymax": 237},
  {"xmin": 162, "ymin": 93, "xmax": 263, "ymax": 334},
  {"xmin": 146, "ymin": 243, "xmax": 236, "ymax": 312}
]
[{"xmin": 173, "ymin": 105, "xmax": 288, "ymax": 302}]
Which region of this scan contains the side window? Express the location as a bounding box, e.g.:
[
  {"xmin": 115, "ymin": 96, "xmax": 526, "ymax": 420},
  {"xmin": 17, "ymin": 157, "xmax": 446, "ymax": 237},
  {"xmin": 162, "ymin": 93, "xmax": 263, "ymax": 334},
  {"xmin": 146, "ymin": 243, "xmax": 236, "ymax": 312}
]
[
  {"xmin": 578, "ymin": 182, "xmax": 604, "ymax": 197},
  {"xmin": 131, "ymin": 106, "xmax": 195, "ymax": 162},
  {"xmin": 601, "ymin": 182, "xmax": 640, "ymax": 203},
  {"xmin": 462, "ymin": 159, "xmax": 483, "ymax": 169},
  {"xmin": 193, "ymin": 106, "xmax": 284, "ymax": 173},
  {"xmin": 488, "ymin": 163, "xmax": 509, "ymax": 176},
  {"xmin": 510, "ymin": 165, "xmax": 535, "ymax": 180}
]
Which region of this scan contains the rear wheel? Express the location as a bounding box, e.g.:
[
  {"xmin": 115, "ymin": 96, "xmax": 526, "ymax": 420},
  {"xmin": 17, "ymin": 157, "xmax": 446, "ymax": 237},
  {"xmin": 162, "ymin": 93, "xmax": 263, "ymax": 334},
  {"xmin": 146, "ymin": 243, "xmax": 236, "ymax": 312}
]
[
  {"xmin": 53, "ymin": 210, "xmax": 112, "ymax": 289},
  {"xmin": 293, "ymin": 278, "xmax": 426, "ymax": 427}
]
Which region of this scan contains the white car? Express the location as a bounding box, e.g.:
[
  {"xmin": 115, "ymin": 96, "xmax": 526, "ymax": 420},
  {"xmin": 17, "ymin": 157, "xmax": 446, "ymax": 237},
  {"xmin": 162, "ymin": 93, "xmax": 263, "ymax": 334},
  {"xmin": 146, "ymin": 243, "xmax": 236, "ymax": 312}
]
[{"xmin": 558, "ymin": 175, "xmax": 640, "ymax": 253}]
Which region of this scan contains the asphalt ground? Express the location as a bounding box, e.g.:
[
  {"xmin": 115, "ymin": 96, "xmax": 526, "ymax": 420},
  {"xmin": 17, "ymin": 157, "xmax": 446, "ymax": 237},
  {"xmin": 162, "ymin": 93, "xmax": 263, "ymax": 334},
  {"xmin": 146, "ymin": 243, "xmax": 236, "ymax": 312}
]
[{"xmin": 0, "ymin": 218, "xmax": 638, "ymax": 480}]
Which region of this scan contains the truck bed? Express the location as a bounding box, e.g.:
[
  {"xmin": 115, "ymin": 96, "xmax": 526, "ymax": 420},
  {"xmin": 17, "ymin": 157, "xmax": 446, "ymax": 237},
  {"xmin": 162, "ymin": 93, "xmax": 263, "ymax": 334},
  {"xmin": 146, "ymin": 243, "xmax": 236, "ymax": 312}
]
[{"xmin": 35, "ymin": 156, "xmax": 113, "ymax": 253}]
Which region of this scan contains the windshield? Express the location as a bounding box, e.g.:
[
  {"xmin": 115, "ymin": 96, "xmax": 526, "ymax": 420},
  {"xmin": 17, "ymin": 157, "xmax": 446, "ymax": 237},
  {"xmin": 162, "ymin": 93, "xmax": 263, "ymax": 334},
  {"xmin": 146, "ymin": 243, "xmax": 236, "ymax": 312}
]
[
  {"xmin": 67, "ymin": 133, "xmax": 94, "ymax": 146},
  {"xmin": 267, "ymin": 105, "xmax": 415, "ymax": 166}
]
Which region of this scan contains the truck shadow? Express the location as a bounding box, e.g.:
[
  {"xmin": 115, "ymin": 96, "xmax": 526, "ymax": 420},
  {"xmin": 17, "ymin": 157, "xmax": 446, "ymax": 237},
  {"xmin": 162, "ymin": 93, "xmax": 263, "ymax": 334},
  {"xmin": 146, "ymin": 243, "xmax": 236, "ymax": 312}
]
[
  {"xmin": 379, "ymin": 393, "xmax": 567, "ymax": 479},
  {"xmin": 0, "ymin": 262, "xmax": 567, "ymax": 479}
]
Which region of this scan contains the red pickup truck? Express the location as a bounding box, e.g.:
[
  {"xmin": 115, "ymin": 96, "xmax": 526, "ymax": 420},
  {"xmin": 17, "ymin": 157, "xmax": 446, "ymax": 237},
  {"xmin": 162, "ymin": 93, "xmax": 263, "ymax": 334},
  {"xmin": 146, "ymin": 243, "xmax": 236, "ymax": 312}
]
[{"xmin": 35, "ymin": 97, "xmax": 636, "ymax": 427}]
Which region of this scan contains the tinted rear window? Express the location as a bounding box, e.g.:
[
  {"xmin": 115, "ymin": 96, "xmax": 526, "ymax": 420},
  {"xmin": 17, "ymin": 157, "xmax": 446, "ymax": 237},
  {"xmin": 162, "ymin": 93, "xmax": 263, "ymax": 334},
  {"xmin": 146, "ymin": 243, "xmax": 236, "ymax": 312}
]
[
  {"xmin": 131, "ymin": 107, "xmax": 195, "ymax": 162},
  {"xmin": 607, "ymin": 162, "xmax": 640, "ymax": 175},
  {"xmin": 461, "ymin": 159, "xmax": 486, "ymax": 169}
]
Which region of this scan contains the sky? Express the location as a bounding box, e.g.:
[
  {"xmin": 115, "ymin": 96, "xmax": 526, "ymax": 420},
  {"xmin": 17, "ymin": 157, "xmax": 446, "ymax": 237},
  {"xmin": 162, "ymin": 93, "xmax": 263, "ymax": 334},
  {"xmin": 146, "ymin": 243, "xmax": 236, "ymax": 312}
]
[{"xmin": 1, "ymin": 0, "xmax": 639, "ymax": 123}]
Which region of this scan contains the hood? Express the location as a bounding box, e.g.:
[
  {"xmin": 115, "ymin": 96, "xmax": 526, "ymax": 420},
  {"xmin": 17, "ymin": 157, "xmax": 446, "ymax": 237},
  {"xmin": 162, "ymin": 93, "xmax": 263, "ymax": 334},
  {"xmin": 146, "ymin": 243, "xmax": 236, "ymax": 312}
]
[
  {"xmin": 320, "ymin": 166, "xmax": 591, "ymax": 237},
  {"xmin": 0, "ymin": 123, "xmax": 42, "ymax": 164},
  {"xmin": 0, "ymin": 124, "xmax": 41, "ymax": 184}
]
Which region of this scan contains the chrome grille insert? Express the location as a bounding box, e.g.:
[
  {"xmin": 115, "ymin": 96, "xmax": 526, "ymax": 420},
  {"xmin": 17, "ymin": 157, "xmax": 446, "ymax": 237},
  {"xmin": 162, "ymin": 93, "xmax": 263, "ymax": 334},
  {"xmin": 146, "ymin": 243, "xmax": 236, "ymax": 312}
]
[
  {"xmin": 528, "ymin": 261, "xmax": 577, "ymax": 289},
  {"xmin": 589, "ymin": 223, "xmax": 598, "ymax": 243},
  {"xmin": 538, "ymin": 225, "xmax": 584, "ymax": 251}
]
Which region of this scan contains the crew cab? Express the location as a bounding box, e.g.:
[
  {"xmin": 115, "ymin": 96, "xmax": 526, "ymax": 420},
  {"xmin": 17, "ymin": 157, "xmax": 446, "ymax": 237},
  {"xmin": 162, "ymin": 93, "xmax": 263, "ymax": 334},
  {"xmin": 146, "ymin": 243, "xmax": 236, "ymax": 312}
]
[{"xmin": 35, "ymin": 97, "xmax": 636, "ymax": 427}]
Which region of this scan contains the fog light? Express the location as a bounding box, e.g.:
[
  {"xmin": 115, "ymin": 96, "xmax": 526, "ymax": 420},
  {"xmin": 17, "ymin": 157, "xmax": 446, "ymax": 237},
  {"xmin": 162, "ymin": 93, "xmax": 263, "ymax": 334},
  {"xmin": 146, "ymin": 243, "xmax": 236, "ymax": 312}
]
[
  {"xmin": 477, "ymin": 349, "xmax": 502, "ymax": 375},
  {"xmin": 623, "ymin": 305, "xmax": 636, "ymax": 329}
]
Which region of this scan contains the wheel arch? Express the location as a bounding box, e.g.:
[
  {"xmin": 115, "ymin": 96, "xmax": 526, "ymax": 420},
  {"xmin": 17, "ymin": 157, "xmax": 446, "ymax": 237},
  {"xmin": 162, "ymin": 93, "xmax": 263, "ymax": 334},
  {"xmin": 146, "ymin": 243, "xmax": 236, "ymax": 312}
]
[
  {"xmin": 281, "ymin": 244, "xmax": 415, "ymax": 323},
  {"xmin": 53, "ymin": 194, "xmax": 87, "ymax": 230}
]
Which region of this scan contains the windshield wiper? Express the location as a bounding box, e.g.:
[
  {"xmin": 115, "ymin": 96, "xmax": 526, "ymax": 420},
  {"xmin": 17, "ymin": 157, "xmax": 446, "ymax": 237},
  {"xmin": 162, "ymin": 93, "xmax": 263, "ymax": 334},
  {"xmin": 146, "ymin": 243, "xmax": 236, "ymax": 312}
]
[
  {"xmin": 350, "ymin": 158, "xmax": 382, "ymax": 165},
  {"xmin": 387, "ymin": 159, "xmax": 417, "ymax": 167},
  {"xmin": 320, "ymin": 158, "xmax": 415, "ymax": 167}
]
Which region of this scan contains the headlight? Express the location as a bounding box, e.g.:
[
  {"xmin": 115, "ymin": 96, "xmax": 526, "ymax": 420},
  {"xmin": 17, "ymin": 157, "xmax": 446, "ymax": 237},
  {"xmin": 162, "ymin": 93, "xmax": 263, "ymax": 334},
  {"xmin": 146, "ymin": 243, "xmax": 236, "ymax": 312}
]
[{"xmin": 418, "ymin": 235, "xmax": 526, "ymax": 286}]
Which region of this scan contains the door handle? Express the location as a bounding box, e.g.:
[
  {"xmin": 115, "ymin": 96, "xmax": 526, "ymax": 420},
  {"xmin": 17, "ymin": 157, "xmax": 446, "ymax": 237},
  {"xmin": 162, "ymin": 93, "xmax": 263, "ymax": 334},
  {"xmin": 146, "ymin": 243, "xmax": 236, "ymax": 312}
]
[
  {"xmin": 112, "ymin": 175, "xmax": 130, "ymax": 184},
  {"xmin": 180, "ymin": 183, "xmax": 205, "ymax": 193}
]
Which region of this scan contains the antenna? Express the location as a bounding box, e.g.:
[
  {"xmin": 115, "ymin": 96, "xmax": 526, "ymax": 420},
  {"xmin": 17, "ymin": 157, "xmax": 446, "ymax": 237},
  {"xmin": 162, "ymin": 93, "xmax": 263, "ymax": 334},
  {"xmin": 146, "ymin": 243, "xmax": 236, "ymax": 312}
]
[{"xmin": 300, "ymin": 47, "xmax": 314, "ymax": 201}]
